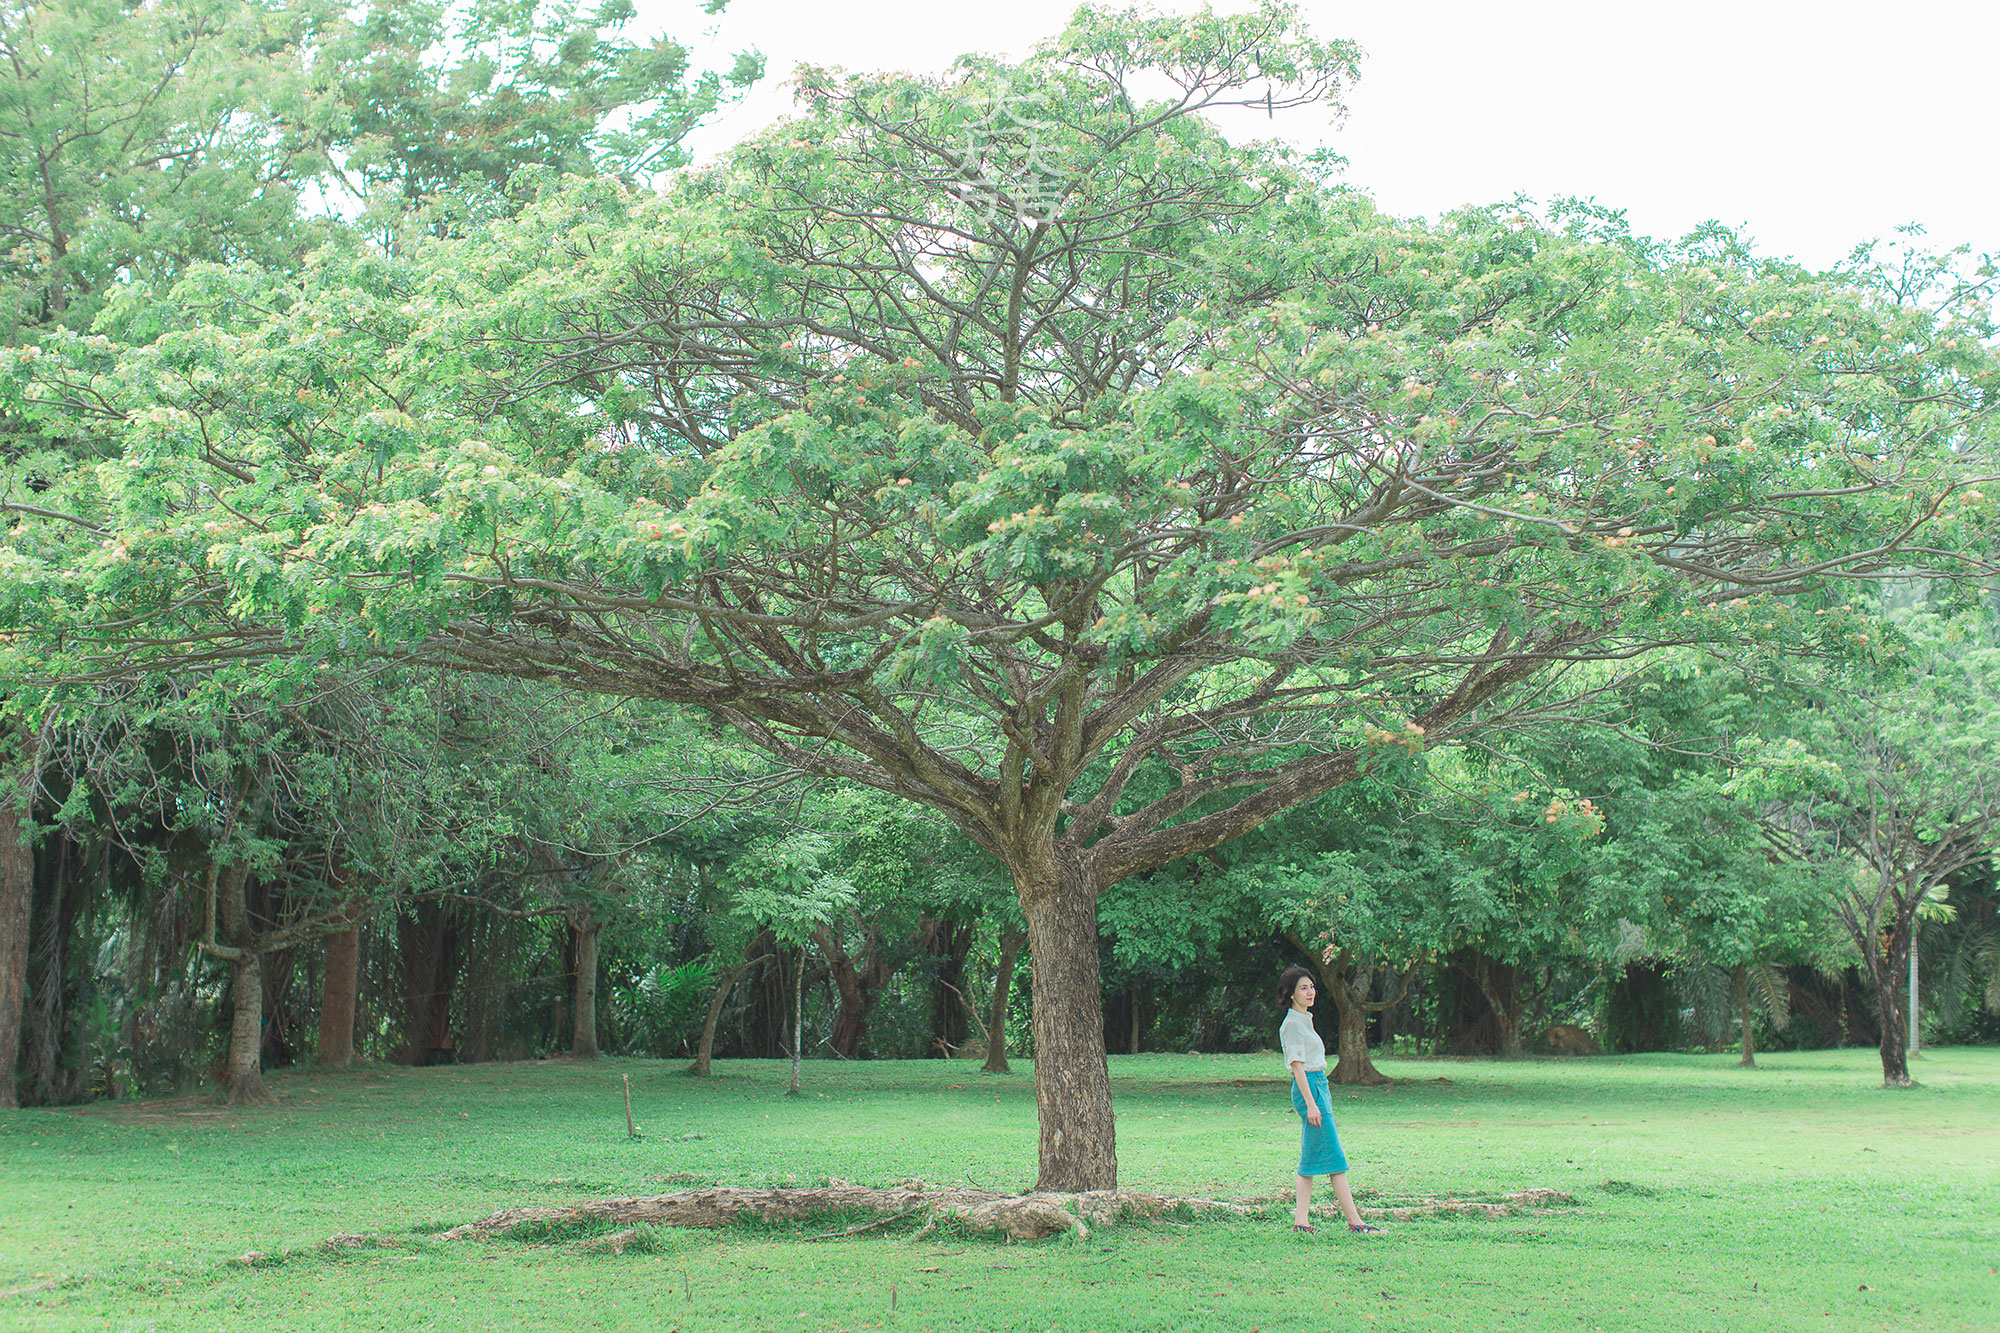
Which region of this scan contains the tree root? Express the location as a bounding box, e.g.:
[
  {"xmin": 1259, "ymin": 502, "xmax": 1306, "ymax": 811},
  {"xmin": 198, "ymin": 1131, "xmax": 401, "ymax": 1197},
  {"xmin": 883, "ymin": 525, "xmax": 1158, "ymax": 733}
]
[{"xmin": 438, "ymin": 1184, "xmax": 1259, "ymax": 1243}]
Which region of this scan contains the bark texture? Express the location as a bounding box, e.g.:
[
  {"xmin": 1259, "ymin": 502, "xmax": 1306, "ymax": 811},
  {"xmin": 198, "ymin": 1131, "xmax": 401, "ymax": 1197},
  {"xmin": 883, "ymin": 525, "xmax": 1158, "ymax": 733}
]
[
  {"xmin": 815, "ymin": 922, "xmax": 892, "ymax": 1059},
  {"xmin": 1468, "ymin": 957, "xmax": 1528, "ymax": 1059},
  {"xmin": 318, "ymin": 926, "xmax": 360, "ymax": 1069},
  {"xmin": 223, "ymin": 946, "xmax": 273, "ymax": 1105},
  {"xmin": 981, "ymin": 925, "xmax": 1025, "ymax": 1075},
  {"xmin": 923, "ymin": 916, "xmax": 976, "ymax": 1055},
  {"xmin": 1021, "ymin": 866, "xmax": 1116, "ymax": 1191},
  {"xmin": 569, "ymin": 909, "xmax": 599, "ymax": 1059},
  {"xmin": 689, "ymin": 961, "xmax": 744, "ymax": 1077},
  {"xmin": 1872, "ymin": 928, "xmax": 1913, "ymax": 1087},
  {"xmin": 214, "ymin": 862, "xmax": 274, "ymax": 1106},
  {"xmin": 0, "ymin": 739, "xmax": 34, "ymax": 1109}
]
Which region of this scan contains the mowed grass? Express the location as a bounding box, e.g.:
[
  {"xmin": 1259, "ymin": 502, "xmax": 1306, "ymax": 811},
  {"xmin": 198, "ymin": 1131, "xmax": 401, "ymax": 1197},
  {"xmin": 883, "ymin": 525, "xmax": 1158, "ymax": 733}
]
[{"xmin": 2, "ymin": 1047, "xmax": 1997, "ymax": 1331}]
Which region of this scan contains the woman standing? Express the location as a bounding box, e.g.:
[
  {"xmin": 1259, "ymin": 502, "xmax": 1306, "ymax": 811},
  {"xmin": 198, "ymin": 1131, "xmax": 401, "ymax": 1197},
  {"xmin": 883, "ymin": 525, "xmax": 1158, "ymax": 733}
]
[{"xmin": 1278, "ymin": 964, "xmax": 1382, "ymax": 1234}]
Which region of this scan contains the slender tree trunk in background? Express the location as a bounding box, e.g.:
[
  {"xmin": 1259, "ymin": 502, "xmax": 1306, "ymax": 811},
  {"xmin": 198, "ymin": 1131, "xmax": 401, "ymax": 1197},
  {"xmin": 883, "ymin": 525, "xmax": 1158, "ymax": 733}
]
[
  {"xmin": 786, "ymin": 946, "xmax": 804, "ymax": 1096},
  {"xmin": 1019, "ymin": 863, "xmax": 1116, "ymax": 1191},
  {"xmin": 570, "ymin": 909, "xmax": 599, "ymax": 1059},
  {"xmin": 1734, "ymin": 965, "xmax": 1756, "ymax": 1068},
  {"xmin": 982, "ymin": 925, "xmax": 1024, "ymax": 1075},
  {"xmin": 318, "ymin": 923, "xmax": 360, "ymax": 1069},
  {"xmin": 1908, "ymin": 928, "xmax": 1921, "ymax": 1059},
  {"xmin": 690, "ymin": 961, "xmax": 746, "ymax": 1077},
  {"xmin": 0, "ymin": 735, "xmax": 35, "ymax": 1109}
]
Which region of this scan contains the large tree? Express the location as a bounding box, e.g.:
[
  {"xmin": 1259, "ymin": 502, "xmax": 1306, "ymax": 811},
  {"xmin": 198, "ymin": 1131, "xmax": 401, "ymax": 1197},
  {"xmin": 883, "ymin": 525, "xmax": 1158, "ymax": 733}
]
[{"xmin": 3, "ymin": 4, "xmax": 1996, "ymax": 1179}]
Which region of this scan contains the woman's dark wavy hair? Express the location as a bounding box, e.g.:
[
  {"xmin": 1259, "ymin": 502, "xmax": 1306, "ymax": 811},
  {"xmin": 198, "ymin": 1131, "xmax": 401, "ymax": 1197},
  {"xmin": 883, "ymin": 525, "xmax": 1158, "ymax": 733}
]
[{"xmin": 1276, "ymin": 965, "xmax": 1316, "ymax": 1014}]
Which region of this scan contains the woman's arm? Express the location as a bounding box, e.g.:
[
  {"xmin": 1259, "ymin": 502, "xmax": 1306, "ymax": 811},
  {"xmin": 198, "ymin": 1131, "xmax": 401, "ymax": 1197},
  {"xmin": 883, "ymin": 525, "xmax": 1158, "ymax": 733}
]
[{"xmin": 1291, "ymin": 1060, "xmax": 1321, "ymax": 1126}]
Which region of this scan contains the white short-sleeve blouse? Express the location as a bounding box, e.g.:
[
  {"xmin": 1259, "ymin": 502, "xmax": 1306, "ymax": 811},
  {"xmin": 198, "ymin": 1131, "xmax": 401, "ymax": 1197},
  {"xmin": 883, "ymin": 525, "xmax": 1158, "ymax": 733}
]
[{"xmin": 1280, "ymin": 1008, "xmax": 1326, "ymax": 1073}]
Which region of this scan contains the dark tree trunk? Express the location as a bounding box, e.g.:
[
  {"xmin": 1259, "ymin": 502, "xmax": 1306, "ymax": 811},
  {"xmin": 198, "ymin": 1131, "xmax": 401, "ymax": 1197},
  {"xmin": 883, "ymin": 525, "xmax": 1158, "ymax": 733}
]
[
  {"xmin": 1872, "ymin": 922, "xmax": 1913, "ymax": 1088},
  {"xmin": 396, "ymin": 901, "xmax": 458, "ymax": 1065},
  {"xmin": 817, "ymin": 925, "xmax": 891, "ymax": 1059},
  {"xmin": 1733, "ymin": 965, "xmax": 1755, "ymax": 1068},
  {"xmin": 570, "ymin": 909, "xmax": 599, "ymax": 1059},
  {"xmin": 319, "ymin": 924, "xmax": 360, "ymax": 1069},
  {"xmin": 0, "ymin": 738, "xmax": 34, "ymax": 1109},
  {"xmin": 982, "ymin": 925, "xmax": 1025, "ymax": 1074},
  {"xmin": 1472, "ymin": 958, "xmax": 1524, "ymax": 1059},
  {"xmin": 1019, "ymin": 864, "xmax": 1116, "ymax": 1191},
  {"xmin": 924, "ymin": 917, "xmax": 976, "ymax": 1054}
]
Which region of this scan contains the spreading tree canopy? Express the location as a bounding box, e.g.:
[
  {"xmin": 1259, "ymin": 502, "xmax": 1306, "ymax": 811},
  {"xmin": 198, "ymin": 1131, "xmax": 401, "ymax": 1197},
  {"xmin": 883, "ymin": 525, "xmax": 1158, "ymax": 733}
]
[{"xmin": 3, "ymin": 3, "xmax": 1997, "ymax": 1182}]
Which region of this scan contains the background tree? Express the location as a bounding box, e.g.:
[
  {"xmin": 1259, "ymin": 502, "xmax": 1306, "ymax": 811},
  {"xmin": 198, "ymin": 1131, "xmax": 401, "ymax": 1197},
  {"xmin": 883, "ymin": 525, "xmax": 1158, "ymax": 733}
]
[
  {"xmin": 3, "ymin": 4, "xmax": 1997, "ymax": 1186},
  {"xmin": 1734, "ymin": 615, "xmax": 2000, "ymax": 1086}
]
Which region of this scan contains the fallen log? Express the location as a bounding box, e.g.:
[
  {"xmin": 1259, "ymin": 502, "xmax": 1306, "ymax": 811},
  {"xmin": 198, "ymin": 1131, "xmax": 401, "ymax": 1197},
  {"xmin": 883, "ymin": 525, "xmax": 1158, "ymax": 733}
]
[{"xmin": 438, "ymin": 1184, "xmax": 1259, "ymax": 1242}]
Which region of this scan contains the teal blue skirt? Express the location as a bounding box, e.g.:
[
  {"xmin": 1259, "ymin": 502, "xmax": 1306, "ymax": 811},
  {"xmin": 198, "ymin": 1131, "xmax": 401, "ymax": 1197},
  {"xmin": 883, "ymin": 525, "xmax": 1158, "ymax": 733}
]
[{"xmin": 1291, "ymin": 1068, "xmax": 1349, "ymax": 1176}]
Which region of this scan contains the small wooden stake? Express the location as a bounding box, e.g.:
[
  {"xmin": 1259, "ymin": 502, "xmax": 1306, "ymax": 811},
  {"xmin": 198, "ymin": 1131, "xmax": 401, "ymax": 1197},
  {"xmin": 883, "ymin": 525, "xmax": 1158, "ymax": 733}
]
[{"xmin": 623, "ymin": 1073, "xmax": 638, "ymax": 1139}]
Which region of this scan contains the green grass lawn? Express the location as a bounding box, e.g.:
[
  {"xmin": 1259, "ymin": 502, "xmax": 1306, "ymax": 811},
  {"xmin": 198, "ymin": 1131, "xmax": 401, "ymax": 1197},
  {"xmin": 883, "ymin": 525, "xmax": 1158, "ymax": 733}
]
[{"xmin": 3, "ymin": 1047, "xmax": 1997, "ymax": 1331}]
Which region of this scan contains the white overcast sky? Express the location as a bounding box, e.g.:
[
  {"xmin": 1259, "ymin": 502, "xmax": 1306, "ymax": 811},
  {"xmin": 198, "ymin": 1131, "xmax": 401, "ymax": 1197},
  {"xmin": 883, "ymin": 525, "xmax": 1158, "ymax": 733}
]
[{"xmin": 643, "ymin": 0, "xmax": 1997, "ymax": 272}]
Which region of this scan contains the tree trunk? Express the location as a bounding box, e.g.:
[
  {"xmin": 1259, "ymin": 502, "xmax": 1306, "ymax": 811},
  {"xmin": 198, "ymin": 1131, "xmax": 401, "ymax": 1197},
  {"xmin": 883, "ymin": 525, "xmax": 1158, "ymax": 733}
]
[
  {"xmin": 1474, "ymin": 959, "xmax": 1524, "ymax": 1059},
  {"xmin": 0, "ymin": 736, "xmax": 35, "ymax": 1109},
  {"xmin": 223, "ymin": 947, "xmax": 274, "ymax": 1105},
  {"xmin": 786, "ymin": 945, "xmax": 804, "ymax": 1096},
  {"xmin": 1018, "ymin": 866, "xmax": 1116, "ymax": 1191},
  {"xmin": 816, "ymin": 926, "xmax": 891, "ymax": 1059},
  {"xmin": 396, "ymin": 901, "xmax": 457, "ymax": 1065},
  {"xmin": 690, "ymin": 961, "xmax": 746, "ymax": 1077},
  {"xmin": 1327, "ymin": 957, "xmax": 1388, "ymax": 1086},
  {"xmin": 1873, "ymin": 924, "xmax": 1913, "ymax": 1088},
  {"xmin": 1907, "ymin": 927, "xmax": 1921, "ymax": 1059},
  {"xmin": 318, "ymin": 924, "xmax": 360, "ymax": 1069},
  {"xmin": 570, "ymin": 910, "xmax": 599, "ymax": 1059},
  {"xmin": 1734, "ymin": 965, "xmax": 1755, "ymax": 1068},
  {"xmin": 982, "ymin": 925, "xmax": 1024, "ymax": 1075},
  {"xmin": 925, "ymin": 917, "xmax": 976, "ymax": 1055},
  {"xmin": 212, "ymin": 861, "xmax": 274, "ymax": 1106}
]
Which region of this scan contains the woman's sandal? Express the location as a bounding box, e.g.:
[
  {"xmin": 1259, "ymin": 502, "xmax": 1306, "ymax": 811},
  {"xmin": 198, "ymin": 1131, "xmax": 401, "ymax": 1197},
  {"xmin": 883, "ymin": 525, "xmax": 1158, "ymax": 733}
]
[
  {"xmin": 1348, "ymin": 1222, "xmax": 1384, "ymax": 1234},
  {"xmin": 1291, "ymin": 1223, "xmax": 1316, "ymax": 1234}
]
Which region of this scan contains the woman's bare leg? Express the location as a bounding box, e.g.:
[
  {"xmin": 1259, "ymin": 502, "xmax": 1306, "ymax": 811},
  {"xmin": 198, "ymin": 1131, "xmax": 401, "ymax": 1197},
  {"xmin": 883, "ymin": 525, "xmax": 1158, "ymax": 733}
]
[
  {"xmin": 1328, "ymin": 1171, "xmax": 1363, "ymax": 1228},
  {"xmin": 1294, "ymin": 1174, "xmax": 1313, "ymax": 1227}
]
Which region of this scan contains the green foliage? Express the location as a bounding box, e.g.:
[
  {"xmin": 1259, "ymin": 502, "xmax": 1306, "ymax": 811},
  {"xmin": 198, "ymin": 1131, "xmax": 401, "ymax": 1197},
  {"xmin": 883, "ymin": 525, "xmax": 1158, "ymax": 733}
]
[
  {"xmin": 606, "ymin": 957, "xmax": 714, "ymax": 1058},
  {"xmin": 5, "ymin": 0, "xmax": 1992, "ymax": 919}
]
